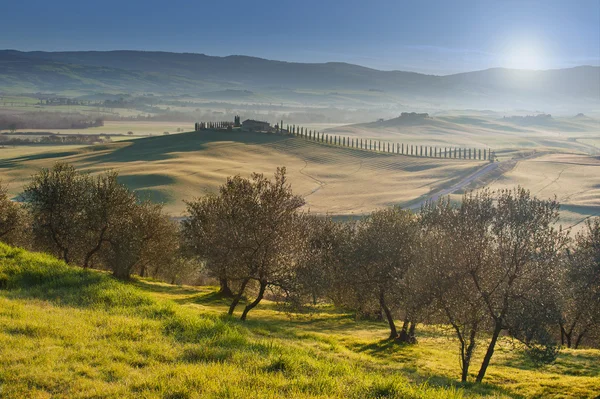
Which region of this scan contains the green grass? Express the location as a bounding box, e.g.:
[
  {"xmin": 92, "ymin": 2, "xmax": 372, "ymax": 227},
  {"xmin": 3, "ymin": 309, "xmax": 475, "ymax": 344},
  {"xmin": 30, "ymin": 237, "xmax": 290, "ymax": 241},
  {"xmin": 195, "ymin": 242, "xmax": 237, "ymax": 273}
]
[{"xmin": 1, "ymin": 243, "xmax": 599, "ymax": 398}]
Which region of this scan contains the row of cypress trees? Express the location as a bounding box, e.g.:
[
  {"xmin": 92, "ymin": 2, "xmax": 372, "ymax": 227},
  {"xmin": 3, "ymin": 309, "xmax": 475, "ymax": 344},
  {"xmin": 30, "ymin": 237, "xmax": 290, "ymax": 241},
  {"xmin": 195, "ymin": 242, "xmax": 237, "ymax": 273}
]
[{"xmin": 285, "ymin": 123, "xmax": 494, "ymax": 161}]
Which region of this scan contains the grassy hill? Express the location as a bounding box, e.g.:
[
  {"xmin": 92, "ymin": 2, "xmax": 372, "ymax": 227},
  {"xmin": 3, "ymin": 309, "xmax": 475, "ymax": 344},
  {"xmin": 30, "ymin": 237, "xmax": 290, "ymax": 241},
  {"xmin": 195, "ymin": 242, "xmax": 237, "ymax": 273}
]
[
  {"xmin": 1, "ymin": 243, "xmax": 599, "ymax": 398},
  {"xmin": 326, "ymin": 114, "xmax": 600, "ymax": 156},
  {"xmin": 0, "ymin": 130, "xmax": 485, "ymax": 215}
]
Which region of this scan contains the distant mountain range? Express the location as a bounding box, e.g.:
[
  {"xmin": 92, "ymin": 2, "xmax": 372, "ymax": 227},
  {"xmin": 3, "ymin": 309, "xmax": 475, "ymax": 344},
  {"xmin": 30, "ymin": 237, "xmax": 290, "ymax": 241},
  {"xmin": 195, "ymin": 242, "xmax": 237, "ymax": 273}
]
[{"xmin": 1, "ymin": 50, "xmax": 598, "ymax": 110}]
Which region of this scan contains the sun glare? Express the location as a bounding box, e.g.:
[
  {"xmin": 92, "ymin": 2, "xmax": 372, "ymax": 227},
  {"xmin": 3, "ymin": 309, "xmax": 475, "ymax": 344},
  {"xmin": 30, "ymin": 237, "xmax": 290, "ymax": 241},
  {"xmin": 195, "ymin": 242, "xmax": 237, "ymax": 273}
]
[{"xmin": 503, "ymin": 43, "xmax": 545, "ymax": 70}]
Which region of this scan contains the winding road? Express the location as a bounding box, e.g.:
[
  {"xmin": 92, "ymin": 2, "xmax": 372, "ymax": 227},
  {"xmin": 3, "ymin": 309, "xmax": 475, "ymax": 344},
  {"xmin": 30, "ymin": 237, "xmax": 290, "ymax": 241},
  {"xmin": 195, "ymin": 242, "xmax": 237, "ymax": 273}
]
[{"xmin": 407, "ymin": 152, "xmax": 541, "ymax": 210}]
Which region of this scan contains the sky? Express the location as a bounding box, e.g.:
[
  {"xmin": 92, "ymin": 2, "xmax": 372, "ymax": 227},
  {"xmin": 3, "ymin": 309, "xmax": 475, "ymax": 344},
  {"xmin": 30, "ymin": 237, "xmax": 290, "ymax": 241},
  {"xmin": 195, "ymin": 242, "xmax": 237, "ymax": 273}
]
[{"xmin": 2, "ymin": 0, "xmax": 599, "ymax": 75}]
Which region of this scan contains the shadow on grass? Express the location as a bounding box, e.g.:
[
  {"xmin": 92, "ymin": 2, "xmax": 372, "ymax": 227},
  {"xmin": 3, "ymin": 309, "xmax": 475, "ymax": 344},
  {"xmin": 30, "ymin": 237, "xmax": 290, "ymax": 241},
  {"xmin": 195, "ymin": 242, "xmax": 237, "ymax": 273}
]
[
  {"xmin": 130, "ymin": 279, "xmax": 201, "ymax": 297},
  {"xmin": 0, "ymin": 150, "xmax": 81, "ymax": 169},
  {"xmin": 501, "ymin": 348, "xmax": 600, "ymax": 377},
  {"xmin": 85, "ymin": 130, "xmax": 291, "ymax": 163}
]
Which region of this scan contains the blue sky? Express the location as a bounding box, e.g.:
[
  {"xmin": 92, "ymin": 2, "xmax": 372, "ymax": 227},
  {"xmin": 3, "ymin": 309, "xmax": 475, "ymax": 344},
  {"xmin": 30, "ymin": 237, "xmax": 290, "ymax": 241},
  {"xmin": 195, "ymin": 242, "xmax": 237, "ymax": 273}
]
[{"xmin": 2, "ymin": 0, "xmax": 599, "ymax": 74}]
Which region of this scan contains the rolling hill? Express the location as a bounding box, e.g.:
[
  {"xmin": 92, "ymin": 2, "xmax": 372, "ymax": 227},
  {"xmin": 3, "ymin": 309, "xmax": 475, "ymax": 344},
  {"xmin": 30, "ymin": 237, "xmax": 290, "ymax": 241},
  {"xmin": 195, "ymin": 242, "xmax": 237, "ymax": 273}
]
[
  {"xmin": 0, "ymin": 130, "xmax": 485, "ymax": 215},
  {"xmin": 1, "ymin": 50, "xmax": 598, "ymax": 110}
]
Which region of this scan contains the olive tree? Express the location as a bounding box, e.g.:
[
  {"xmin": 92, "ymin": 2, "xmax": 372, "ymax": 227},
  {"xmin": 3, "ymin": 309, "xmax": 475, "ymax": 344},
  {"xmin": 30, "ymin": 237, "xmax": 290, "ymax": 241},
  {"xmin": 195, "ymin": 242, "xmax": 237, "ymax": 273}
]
[
  {"xmin": 0, "ymin": 181, "xmax": 29, "ymax": 246},
  {"xmin": 420, "ymin": 188, "xmax": 566, "ymax": 383},
  {"xmin": 182, "ymin": 194, "xmax": 234, "ymax": 296},
  {"xmin": 349, "ymin": 207, "xmax": 419, "ymax": 340},
  {"xmin": 23, "ymin": 162, "xmax": 180, "ymax": 279},
  {"xmin": 559, "ymin": 218, "xmax": 600, "ymax": 348},
  {"xmin": 292, "ymin": 215, "xmax": 355, "ymax": 307},
  {"xmin": 474, "ymin": 188, "xmax": 566, "ymax": 382},
  {"xmin": 182, "ymin": 167, "xmax": 305, "ymax": 320},
  {"xmin": 23, "ymin": 163, "xmax": 139, "ymax": 268},
  {"xmin": 420, "ymin": 193, "xmax": 494, "ymax": 381},
  {"xmin": 101, "ymin": 201, "xmax": 178, "ymax": 280}
]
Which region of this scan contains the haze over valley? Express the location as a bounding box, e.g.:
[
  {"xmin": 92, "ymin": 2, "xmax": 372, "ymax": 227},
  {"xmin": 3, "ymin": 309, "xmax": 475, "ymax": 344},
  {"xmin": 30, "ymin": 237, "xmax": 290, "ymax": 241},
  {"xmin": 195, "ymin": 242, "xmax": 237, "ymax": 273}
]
[{"xmin": 1, "ymin": 1, "xmax": 599, "ymax": 398}]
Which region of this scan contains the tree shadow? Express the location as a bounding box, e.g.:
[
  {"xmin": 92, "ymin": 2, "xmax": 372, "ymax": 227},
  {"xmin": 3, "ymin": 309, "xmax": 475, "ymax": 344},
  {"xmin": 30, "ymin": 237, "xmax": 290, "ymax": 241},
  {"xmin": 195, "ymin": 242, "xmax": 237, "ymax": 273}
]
[{"xmin": 130, "ymin": 278, "xmax": 205, "ymax": 298}]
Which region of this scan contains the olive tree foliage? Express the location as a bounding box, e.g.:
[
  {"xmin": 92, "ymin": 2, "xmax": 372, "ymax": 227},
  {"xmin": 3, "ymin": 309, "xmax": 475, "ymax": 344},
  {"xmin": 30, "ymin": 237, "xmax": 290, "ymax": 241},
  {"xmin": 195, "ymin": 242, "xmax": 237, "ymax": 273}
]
[
  {"xmin": 0, "ymin": 181, "xmax": 29, "ymax": 246},
  {"xmin": 23, "ymin": 163, "xmax": 132, "ymax": 267},
  {"xmin": 182, "ymin": 194, "xmax": 234, "ymax": 297},
  {"xmin": 291, "ymin": 215, "xmax": 356, "ymax": 308},
  {"xmin": 481, "ymin": 188, "xmax": 566, "ymax": 380},
  {"xmin": 420, "ymin": 188, "xmax": 566, "ymax": 383},
  {"xmin": 559, "ymin": 217, "xmax": 600, "ymax": 348},
  {"xmin": 100, "ymin": 201, "xmax": 178, "ymax": 280},
  {"xmin": 23, "ymin": 162, "xmax": 178, "ymax": 279},
  {"xmin": 182, "ymin": 167, "xmax": 306, "ymax": 320},
  {"xmin": 348, "ymin": 207, "xmax": 419, "ymax": 340},
  {"xmin": 24, "ymin": 163, "xmax": 89, "ymax": 264},
  {"xmin": 419, "ymin": 192, "xmax": 494, "ymax": 382}
]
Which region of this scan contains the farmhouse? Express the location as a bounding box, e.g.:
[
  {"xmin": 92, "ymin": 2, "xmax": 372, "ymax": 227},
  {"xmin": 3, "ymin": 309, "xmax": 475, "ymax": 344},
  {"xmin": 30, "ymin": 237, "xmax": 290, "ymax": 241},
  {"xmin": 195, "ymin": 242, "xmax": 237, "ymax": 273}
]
[{"xmin": 241, "ymin": 119, "xmax": 271, "ymax": 132}]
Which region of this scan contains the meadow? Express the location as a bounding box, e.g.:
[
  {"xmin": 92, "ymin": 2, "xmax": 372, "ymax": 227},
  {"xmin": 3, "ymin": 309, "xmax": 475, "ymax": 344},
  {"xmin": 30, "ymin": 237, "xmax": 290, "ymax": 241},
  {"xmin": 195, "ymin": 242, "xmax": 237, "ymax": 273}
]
[
  {"xmin": 0, "ymin": 242, "xmax": 598, "ymax": 399},
  {"xmin": 1, "ymin": 111, "xmax": 598, "ymax": 227},
  {"xmin": 484, "ymin": 153, "xmax": 600, "ymax": 232},
  {"xmin": 0, "ymin": 129, "xmax": 484, "ymax": 215},
  {"xmin": 324, "ymin": 114, "xmax": 600, "ymax": 158}
]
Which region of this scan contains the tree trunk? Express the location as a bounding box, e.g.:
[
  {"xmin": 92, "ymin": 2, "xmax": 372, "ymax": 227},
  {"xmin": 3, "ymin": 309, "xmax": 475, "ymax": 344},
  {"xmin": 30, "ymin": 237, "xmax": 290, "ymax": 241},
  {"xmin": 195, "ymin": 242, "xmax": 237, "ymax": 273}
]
[
  {"xmin": 379, "ymin": 290, "xmax": 397, "ymax": 339},
  {"xmin": 560, "ymin": 324, "xmax": 572, "ymax": 348},
  {"xmin": 219, "ymin": 278, "xmax": 233, "ymax": 297},
  {"xmin": 240, "ymin": 280, "xmax": 267, "ymax": 321},
  {"xmin": 113, "ymin": 265, "xmax": 133, "ymax": 280},
  {"xmin": 228, "ymin": 278, "xmax": 250, "ymax": 316},
  {"xmin": 62, "ymin": 248, "xmax": 70, "ymax": 265},
  {"xmin": 408, "ymin": 321, "xmax": 417, "ymax": 344},
  {"xmin": 574, "ymin": 329, "xmax": 587, "ymax": 349},
  {"xmin": 462, "ymin": 324, "xmax": 478, "ymax": 382},
  {"xmin": 83, "ymin": 227, "xmax": 107, "ymax": 268},
  {"xmin": 398, "ymin": 317, "xmax": 410, "ymax": 342},
  {"xmin": 476, "ymin": 320, "xmax": 502, "ymax": 383}
]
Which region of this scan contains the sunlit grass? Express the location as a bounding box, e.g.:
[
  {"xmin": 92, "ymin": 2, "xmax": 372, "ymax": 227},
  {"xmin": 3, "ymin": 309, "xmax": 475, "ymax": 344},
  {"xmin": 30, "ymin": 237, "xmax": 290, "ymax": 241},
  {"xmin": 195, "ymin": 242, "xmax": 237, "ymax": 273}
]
[{"xmin": 0, "ymin": 243, "xmax": 598, "ymax": 398}]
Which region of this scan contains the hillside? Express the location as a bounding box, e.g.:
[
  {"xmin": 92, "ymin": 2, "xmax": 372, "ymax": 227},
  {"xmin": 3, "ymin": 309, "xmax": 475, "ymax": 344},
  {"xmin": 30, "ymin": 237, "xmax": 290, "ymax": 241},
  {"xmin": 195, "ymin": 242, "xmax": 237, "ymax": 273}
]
[
  {"xmin": 0, "ymin": 130, "xmax": 485, "ymax": 215},
  {"xmin": 1, "ymin": 50, "xmax": 598, "ymax": 110},
  {"xmin": 1, "ymin": 243, "xmax": 598, "ymax": 398},
  {"xmin": 327, "ymin": 114, "xmax": 600, "ymax": 156}
]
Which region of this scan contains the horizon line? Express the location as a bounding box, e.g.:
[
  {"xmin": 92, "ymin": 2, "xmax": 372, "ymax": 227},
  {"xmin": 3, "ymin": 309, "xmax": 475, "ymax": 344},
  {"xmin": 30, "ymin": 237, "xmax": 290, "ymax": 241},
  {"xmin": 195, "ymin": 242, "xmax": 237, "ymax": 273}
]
[{"xmin": 3, "ymin": 48, "xmax": 599, "ymax": 77}]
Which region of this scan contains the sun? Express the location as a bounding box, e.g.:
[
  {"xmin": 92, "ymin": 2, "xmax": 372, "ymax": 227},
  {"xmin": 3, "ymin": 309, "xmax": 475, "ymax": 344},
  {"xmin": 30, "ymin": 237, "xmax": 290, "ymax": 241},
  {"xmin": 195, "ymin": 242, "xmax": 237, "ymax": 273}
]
[{"xmin": 503, "ymin": 43, "xmax": 544, "ymax": 70}]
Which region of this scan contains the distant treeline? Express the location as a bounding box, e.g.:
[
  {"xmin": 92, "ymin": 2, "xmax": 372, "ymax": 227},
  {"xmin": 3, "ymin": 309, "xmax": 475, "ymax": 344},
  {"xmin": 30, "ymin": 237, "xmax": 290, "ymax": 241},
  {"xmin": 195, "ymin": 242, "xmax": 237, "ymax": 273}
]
[
  {"xmin": 0, "ymin": 112, "xmax": 104, "ymax": 130},
  {"xmin": 0, "ymin": 134, "xmax": 112, "ymax": 146},
  {"xmin": 502, "ymin": 114, "xmax": 553, "ymax": 125}
]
